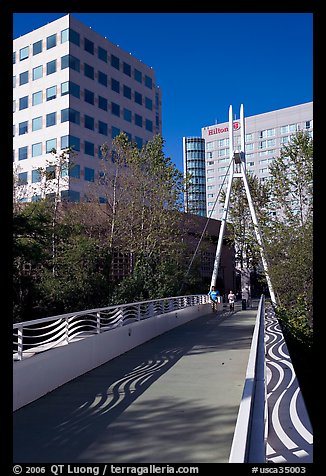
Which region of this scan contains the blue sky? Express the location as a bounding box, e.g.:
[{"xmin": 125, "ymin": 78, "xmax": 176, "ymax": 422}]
[{"xmin": 13, "ymin": 12, "xmax": 313, "ymax": 173}]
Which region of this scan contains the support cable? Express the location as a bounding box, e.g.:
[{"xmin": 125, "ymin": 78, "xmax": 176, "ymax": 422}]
[{"xmin": 178, "ymin": 158, "xmax": 233, "ymax": 294}]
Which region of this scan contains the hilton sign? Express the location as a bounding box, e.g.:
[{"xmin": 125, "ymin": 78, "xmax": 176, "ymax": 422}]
[{"xmin": 208, "ymin": 121, "xmax": 240, "ymax": 136}]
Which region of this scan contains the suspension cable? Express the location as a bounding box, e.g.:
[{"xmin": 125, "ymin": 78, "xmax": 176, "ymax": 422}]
[{"xmin": 179, "ymin": 158, "xmax": 233, "ymax": 293}]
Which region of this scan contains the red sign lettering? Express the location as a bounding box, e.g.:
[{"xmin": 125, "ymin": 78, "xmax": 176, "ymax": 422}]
[{"xmin": 207, "ymin": 121, "xmax": 240, "ymax": 136}]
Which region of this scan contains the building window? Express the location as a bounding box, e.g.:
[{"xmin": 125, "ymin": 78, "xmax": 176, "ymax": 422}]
[
  {"xmin": 84, "ymin": 63, "xmax": 94, "ymax": 80},
  {"xmin": 46, "ymin": 112, "xmax": 56, "ymax": 127},
  {"xmin": 32, "ymin": 142, "xmax": 42, "ymax": 157},
  {"xmin": 32, "ymin": 169, "xmax": 42, "ymax": 183},
  {"xmin": 19, "ymin": 46, "xmax": 29, "ymax": 61},
  {"xmin": 85, "ymin": 141, "xmax": 95, "ymax": 156},
  {"xmin": 145, "ymin": 97, "xmax": 153, "ymax": 110},
  {"xmin": 123, "ymin": 108, "xmax": 132, "ymax": 122},
  {"xmin": 135, "ymin": 114, "xmax": 142, "ymax": 127},
  {"xmin": 61, "ymin": 135, "xmax": 80, "ymax": 151},
  {"xmin": 98, "ymin": 121, "xmax": 107, "ymax": 136},
  {"xmin": 145, "ymin": 75, "xmax": 152, "ymax": 89},
  {"xmin": 111, "ymin": 102, "xmax": 120, "ymax": 117},
  {"xmin": 61, "ymin": 190, "xmax": 80, "ymax": 203},
  {"xmin": 46, "ymin": 34, "xmax": 56, "ymax": 49},
  {"xmin": 70, "ymin": 164, "xmax": 80, "ymax": 178},
  {"xmin": 46, "ymin": 59, "xmax": 56, "ymax": 75},
  {"xmin": 32, "ymin": 116, "xmax": 42, "ymax": 131},
  {"xmin": 61, "ymin": 81, "xmax": 80, "ymax": 98},
  {"xmin": 61, "ymin": 28, "xmax": 69, "ymax": 43},
  {"xmin": 61, "ymin": 81, "xmax": 69, "ymax": 96},
  {"xmin": 46, "ymin": 85, "xmax": 57, "ymax": 101},
  {"xmin": 111, "ymin": 78, "xmax": 120, "ymax": 93},
  {"xmin": 18, "ymin": 172, "xmax": 28, "ymax": 185},
  {"xmin": 98, "ymin": 71, "xmax": 107, "ymax": 86},
  {"xmin": 32, "ymin": 65, "xmax": 43, "ymax": 80},
  {"xmin": 111, "ymin": 54, "xmax": 120, "ymax": 70},
  {"xmin": 19, "ymin": 70, "xmax": 29, "ymax": 85},
  {"xmin": 46, "ymin": 166, "xmax": 55, "ymax": 180},
  {"xmin": 19, "ymin": 121, "xmax": 28, "ymax": 135},
  {"xmin": 33, "ymin": 40, "xmax": 42, "ymax": 55},
  {"xmin": 19, "ymin": 146, "xmax": 28, "ymax": 161},
  {"xmin": 123, "ymin": 85, "xmax": 131, "ymax": 99},
  {"xmin": 61, "ymin": 28, "xmax": 80, "ymax": 46},
  {"xmin": 61, "ymin": 108, "xmax": 80, "ymax": 125},
  {"xmin": 112, "ymin": 127, "xmax": 120, "ymax": 139},
  {"xmin": 135, "ymin": 91, "xmax": 142, "ymax": 105},
  {"xmin": 13, "ymin": 51, "xmax": 16, "ymax": 64},
  {"xmin": 123, "ymin": 62, "xmax": 131, "ymax": 76},
  {"xmin": 32, "ymin": 91, "xmax": 42, "ymax": 106},
  {"xmin": 61, "ymin": 54, "xmax": 80, "ymax": 72},
  {"xmin": 134, "ymin": 69, "xmax": 142, "ymax": 83},
  {"xmin": 134, "ymin": 137, "xmax": 143, "ymax": 149},
  {"xmin": 84, "ymin": 89, "xmax": 94, "ymax": 105},
  {"xmin": 19, "ymin": 96, "xmax": 28, "ymax": 110},
  {"xmin": 84, "ymin": 115, "xmax": 94, "ymax": 130},
  {"xmin": 98, "ymin": 46, "xmax": 107, "ymax": 62},
  {"xmin": 98, "ymin": 95, "xmax": 108, "ymax": 111},
  {"xmin": 84, "ymin": 167, "xmax": 95, "ymax": 182},
  {"xmin": 84, "ymin": 38, "xmax": 94, "ymax": 54},
  {"xmin": 46, "ymin": 138, "xmax": 57, "ymax": 153}
]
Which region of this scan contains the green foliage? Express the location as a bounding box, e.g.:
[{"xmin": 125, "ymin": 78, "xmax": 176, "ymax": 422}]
[
  {"xmin": 219, "ymin": 131, "xmax": 313, "ymax": 348},
  {"xmin": 12, "ymin": 133, "xmax": 194, "ymax": 322},
  {"xmin": 276, "ymin": 294, "xmax": 313, "ymax": 347},
  {"xmin": 36, "ymin": 231, "xmax": 112, "ymax": 316},
  {"xmin": 220, "ymin": 174, "xmax": 271, "ymax": 270},
  {"xmin": 265, "ymin": 131, "xmax": 313, "ymax": 331},
  {"xmin": 109, "ymin": 256, "xmax": 181, "ymax": 304}
]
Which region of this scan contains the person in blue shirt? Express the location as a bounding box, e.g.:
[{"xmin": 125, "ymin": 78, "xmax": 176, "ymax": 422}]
[{"xmin": 208, "ymin": 286, "xmax": 219, "ymax": 312}]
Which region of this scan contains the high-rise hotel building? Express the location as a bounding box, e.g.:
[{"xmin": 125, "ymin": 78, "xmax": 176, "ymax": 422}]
[
  {"xmin": 13, "ymin": 14, "xmax": 162, "ymax": 202},
  {"xmin": 183, "ymin": 102, "xmax": 313, "ymax": 219},
  {"xmin": 203, "ymin": 102, "xmax": 313, "ymax": 220}
]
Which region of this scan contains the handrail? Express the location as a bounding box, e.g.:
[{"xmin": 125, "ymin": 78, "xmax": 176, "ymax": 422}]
[
  {"xmin": 13, "ymin": 294, "xmax": 209, "ymax": 361},
  {"xmin": 229, "ymin": 294, "xmax": 267, "ymax": 463}
]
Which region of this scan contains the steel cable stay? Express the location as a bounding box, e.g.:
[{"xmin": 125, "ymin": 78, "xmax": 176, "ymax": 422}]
[{"xmin": 178, "ymin": 158, "xmax": 233, "ymax": 294}]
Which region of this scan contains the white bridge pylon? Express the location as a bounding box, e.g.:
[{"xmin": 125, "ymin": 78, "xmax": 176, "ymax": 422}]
[{"xmin": 210, "ymin": 104, "xmax": 276, "ymax": 307}]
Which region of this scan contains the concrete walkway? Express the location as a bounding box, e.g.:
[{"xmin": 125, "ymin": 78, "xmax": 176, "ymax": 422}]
[{"xmin": 13, "ymin": 302, "xmax": 258, "ymax": 464}]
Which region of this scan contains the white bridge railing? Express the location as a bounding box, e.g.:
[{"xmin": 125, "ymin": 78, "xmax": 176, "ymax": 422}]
[{"xmin": 13, "ymin": 294, "xmax": 209, "ymax": 361}]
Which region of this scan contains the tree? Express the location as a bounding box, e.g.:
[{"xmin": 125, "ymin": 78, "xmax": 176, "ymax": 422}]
[
  {"xmin": 265, "ymin": 131, "xmax": 313, "ymax": 331},
  {"xmin": 13, "ymin": 201, "xmax": 53, "ymax": 321},
  {"xmin": 85, "ymin": 133, "xmax": 188, "ymax": 301}
]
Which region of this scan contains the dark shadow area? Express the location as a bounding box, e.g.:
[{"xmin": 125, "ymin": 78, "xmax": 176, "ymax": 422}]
[
  {"xmin": 13, "ymin": 307, "xmax": 257, "ymax": 463},
  {"xmin": 279, "ymin": 329, "xmax": 314, "ymax": 430}
]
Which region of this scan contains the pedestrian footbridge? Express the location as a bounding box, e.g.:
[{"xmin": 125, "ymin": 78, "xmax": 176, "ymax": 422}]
[{"xmin": 13, "ymin": 295, "xmax": 313, "ymax": 463}]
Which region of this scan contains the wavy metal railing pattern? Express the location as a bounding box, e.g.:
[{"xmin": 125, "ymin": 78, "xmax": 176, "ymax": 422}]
[
  {"xmin": 13, "ymin": 294, "xmax": 208, "ymax": 361},
  {"xmin": 265, "ymin": 305, "xmax": 313, "ymax": 463}
]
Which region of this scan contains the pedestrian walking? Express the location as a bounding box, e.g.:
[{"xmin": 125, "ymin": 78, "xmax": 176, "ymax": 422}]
[
  {"xmin": 208, "ymin": 286, "xmax": 219, "ymax": 313},
  {"xmin": 228, "ymin": 290, "xmax": 236, "ymax": 311}
]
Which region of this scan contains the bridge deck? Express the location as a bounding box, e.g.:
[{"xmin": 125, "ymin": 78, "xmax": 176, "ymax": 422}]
[{"xmin": 13, "ymin": 302, "xmax": 258, "ymax": 464}]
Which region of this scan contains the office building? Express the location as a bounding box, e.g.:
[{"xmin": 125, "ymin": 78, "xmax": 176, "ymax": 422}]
[
  {"xmin": 182, "ymin": 137, "xmax": 207, "ymax": 216},
  {"xmin": 13, "ymin": 14, "xmax": 162, "ymax": 203}
]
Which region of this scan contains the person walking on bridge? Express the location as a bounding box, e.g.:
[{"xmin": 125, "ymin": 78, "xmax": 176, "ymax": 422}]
[
  {"xmin": 208, "ymin": 286, "xmax": 219, "ymax": 313},
  {"xmin": 228, "ymin": 290, "xmax": 236, "ymax": 311}
]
